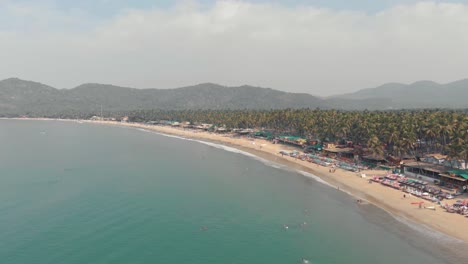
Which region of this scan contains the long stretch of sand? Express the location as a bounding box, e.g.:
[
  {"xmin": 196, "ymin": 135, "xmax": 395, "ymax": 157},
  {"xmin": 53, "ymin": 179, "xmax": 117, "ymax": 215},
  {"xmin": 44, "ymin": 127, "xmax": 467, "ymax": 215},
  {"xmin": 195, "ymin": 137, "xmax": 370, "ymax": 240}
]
[
  {"xmin": 80, "ymin": 120, "xmax": 468, "ymax": 243},
  {"xmin": 4, "ymin": 118, "xmax": 467, "ymax": 243}
]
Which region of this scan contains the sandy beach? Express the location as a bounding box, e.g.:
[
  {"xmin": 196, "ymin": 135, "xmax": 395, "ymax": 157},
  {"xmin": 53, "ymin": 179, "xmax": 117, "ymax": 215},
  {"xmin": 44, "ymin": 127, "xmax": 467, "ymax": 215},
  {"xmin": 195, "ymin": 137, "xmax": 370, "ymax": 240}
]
[
  {"xmin": 4, "ymin": 118, "xmax": 467, "ymax": 244},
  {"xmin": 72, "ymin": 119, "xmax": 466, "ymax": 244}
]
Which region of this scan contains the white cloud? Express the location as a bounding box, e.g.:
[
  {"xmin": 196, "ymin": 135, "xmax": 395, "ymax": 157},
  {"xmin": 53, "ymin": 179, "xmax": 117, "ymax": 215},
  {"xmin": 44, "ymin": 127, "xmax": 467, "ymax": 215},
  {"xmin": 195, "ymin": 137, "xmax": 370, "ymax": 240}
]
[{"xmin": 0, "ymin": 1, "xmax": 467, "ymax": 95}]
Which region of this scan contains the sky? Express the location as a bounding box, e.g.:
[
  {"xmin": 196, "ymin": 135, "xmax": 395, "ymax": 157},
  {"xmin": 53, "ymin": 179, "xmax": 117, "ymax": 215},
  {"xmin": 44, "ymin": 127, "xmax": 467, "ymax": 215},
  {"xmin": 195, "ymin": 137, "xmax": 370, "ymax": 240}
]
[{"xmin": 1, "ymin": 0, "xmax": 468, "ymax": 96}]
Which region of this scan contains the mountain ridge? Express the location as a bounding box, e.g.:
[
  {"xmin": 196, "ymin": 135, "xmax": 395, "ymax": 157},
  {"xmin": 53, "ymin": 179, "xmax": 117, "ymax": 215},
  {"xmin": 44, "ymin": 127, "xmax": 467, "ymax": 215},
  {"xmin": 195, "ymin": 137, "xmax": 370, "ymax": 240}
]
[
  {"xmin": 331, "ymin": 79, "xmax": 466, "ymax": 99},
  {"xmin": 0, "ymin": 78, "xmax": 467, "ymax": 116}
]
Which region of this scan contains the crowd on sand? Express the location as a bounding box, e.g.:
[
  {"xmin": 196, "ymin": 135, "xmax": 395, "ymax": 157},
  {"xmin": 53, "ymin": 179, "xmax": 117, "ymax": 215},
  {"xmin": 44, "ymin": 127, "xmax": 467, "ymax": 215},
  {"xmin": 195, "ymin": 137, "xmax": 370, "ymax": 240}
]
[{"xmin": 278, "ymin": 148, "xmax": 468, "ymax": 218}]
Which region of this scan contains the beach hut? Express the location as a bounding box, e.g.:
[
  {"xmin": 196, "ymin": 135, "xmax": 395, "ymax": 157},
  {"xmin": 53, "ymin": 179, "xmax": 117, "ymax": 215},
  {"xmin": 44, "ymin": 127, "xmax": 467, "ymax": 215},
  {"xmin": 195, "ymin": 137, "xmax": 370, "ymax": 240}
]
[
  {"xmin": 423, "ymin": 154, "xmax": 447, "ymax": 165},
  {"xmin": 235, "ymin": 129, "xmax": 254, "ymax": 135},
  {"xmin": 323, "ymin": 147, "xmax": 354, "ymax": 159},
  {"xmin": 304, "ymin": 143, "xmax": 323, "ymax": 153},
  {"xmin": 444, "ymin": 159, "xmax": 467, "ymax": 170},
  {"xmin": 439, "ymin": 170, "xmax": 468, "ymax": 192},
  {"xmin": 215, "ymin": 127, "xmax": 229, "ymax": 133},
  {"xmin": 254, "ymin": 131, "xmax": 273, "ymax": 140},
  {"xmin": 278, "ymin": 136, "xmax": 308, "ymax": 147},
  {"xmin": 361, "ymin": 155, "xmax": 388, "ymax": 168}
]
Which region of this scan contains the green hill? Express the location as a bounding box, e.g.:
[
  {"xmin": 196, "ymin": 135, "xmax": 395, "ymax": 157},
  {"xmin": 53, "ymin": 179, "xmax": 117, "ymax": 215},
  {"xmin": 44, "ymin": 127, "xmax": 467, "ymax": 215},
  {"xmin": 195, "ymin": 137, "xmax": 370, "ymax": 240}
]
[
  {"xmin": 1, "ymin": 78, "xmax": 467, "ymax": 117},
  {"xmin": 332, "ymin": 79, "xmax": 468, "ymax": 109}
]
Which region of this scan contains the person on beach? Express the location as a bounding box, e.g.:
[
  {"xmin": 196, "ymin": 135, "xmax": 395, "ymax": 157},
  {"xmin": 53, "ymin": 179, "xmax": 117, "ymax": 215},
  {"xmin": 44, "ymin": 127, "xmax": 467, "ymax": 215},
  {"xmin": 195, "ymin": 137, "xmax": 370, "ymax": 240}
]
[{"xmin": 403, "ymin": 194, "xmax": 406, "ymax": 198}]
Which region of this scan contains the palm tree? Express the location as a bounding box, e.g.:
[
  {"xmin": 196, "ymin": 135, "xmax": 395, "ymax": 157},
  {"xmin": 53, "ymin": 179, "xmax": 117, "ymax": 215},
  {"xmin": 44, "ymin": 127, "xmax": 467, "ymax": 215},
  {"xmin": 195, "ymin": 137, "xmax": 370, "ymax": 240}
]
[{"xmin": 367, "ymin": 136, "xmax": 384, "ymax": 158}]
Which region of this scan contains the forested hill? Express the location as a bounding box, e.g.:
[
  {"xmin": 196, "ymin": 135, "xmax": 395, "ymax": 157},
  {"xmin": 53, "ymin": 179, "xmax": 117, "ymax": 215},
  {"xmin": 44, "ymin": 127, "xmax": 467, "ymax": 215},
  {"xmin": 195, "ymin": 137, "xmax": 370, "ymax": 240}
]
[
  {"xmin": 331, "ymin": 79, "xmax": 468, "ymax": 108},
  {"xmin": 0, "ymin": 78, "xmax": 327, "ymax": 116},
  {"xmin": 0, "ymin": 78, "xmax": 467, "ymax": 117}
]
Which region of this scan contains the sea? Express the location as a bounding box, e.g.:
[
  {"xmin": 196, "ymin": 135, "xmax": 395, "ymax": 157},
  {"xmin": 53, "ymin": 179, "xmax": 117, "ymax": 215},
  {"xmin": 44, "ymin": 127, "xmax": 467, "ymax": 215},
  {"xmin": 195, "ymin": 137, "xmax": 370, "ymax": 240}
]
[{"xmin": 0, "ymin": 119, "xmax": 466, "ymax": 264}]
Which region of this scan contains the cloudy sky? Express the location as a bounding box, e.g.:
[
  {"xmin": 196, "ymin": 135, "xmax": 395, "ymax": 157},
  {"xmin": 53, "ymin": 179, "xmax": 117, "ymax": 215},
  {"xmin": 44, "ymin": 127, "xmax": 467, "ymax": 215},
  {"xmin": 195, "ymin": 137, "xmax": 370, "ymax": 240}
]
[{"xmin": 0, "ymin": 0, "xmax": 467, "ymax": 96}]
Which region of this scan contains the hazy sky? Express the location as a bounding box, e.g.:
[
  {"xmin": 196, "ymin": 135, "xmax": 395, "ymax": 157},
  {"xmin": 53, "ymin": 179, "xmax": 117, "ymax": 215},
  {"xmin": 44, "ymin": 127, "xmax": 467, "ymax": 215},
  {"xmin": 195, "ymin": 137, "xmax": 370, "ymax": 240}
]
[{"xmin": 1, "ymin": 0, "xmax": 467, "ymax": 96}]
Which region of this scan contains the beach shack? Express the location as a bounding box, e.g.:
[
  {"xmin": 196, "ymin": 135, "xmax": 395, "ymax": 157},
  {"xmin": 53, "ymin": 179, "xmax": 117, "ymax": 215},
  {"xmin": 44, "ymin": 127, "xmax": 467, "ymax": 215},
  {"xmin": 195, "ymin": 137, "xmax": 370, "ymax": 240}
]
[
  {"xmin": 323, "ymin": 147, "xmax": 354, "ymax": 159},
  {"xmin": 423, "ymin": 154, "xmax": 447, "ymax": 165},
  {"xmin": 254, "ymin": 131, "xmax": 273, "ymax": 140},
  {"xmin": 401, "ymin": 161, "xmax": 446, "ymax": 183},
  {"xmin": 194, "ymin": 123, "xmax": 213, "ymax": 131},
  {"xmin": 361, "ymin": 155, "xmax": 388, "ymax": 169},
  {"xmin": 304, "ymin": 143, "xmax": 323, "ymax": 153},
  {"xmin": 215, "ymin": 127, "xmax": 229, "ymax": 133},
  {"xmin": 277, "ymin": 136, "xmax": 307, "ymax": 147},
  {"xmin": 439, "ymin": 170, "xmax": 468, "ymax": 192},
  {"xmin": 444, "ymin": 159, "xmax": 467, "ymax": 170}
]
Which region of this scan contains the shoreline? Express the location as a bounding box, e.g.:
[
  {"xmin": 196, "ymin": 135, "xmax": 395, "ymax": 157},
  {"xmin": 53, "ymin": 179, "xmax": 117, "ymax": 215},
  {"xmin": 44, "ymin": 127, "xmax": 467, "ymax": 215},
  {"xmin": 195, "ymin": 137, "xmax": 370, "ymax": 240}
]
[{"xmin": 4, "ymin": 118, "xmax": 468, "ymax": 244}]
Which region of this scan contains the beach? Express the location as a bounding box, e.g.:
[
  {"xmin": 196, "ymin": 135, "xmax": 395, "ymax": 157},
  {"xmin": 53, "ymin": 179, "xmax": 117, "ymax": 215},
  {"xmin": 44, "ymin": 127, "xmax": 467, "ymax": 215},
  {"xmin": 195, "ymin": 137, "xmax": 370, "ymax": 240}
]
[
  {"xmin": 79, "ymin": 119, "xmax": 467, "ymax": 243},
  {"xmin": 6, "ymin": 118, "xmax": 468, "ymax": 264},
  {"xmin": 4, "ymin": 117, "xmax": 467, "ymax": 243}
]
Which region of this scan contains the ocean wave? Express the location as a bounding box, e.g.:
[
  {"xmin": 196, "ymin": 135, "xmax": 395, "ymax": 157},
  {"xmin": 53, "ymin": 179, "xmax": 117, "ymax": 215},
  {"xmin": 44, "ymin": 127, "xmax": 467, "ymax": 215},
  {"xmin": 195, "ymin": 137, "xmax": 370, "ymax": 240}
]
[
  {"xmin": 145, "ymin": 129, "xmax": 290, "ymax": 169},
  {"xmin": 295, "ymin": 170, "xmax": 335, "ymax": 188},
  {"xmin": 137, "ymin": 128, "xmax": 152, "ymax": 133},
  {"xmin": 393, "ymin": 214, "xmax": 464, "ymax": 244},
  {"xmin": 137, "ymin": 129, "xmax": 331, "ymax": 185}
]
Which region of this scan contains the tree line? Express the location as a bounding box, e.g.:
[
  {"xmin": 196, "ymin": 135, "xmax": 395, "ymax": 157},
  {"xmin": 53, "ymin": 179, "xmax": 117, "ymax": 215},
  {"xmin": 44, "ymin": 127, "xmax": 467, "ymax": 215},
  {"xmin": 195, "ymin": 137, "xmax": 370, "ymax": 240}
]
[{"xmin": 126, "ymin": 109, "xmax": 467, "ymax": 162}]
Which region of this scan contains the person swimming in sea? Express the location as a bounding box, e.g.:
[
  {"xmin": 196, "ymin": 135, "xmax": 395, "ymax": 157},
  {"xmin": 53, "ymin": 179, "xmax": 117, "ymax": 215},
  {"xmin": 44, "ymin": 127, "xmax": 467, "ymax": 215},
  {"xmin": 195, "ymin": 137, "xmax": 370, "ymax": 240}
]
[
  {"xmin": 283, "ymin": 224, "xmax": 289, "ymax": 229},
  {"xmin": 301, "ymin": 258, "xmax": 310, "ymax": 263},
  {"xmin": 200, "ymin": 226, "xmax": 208, "ymax": 231}
]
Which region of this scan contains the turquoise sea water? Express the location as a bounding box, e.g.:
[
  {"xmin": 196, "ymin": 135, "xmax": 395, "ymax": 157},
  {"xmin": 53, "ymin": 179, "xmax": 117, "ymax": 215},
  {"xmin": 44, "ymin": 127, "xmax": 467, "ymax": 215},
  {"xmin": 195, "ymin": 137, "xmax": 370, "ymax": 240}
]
[{"xmin": 0, "ymin": 120, "xmax": 466, "ymax": 264}]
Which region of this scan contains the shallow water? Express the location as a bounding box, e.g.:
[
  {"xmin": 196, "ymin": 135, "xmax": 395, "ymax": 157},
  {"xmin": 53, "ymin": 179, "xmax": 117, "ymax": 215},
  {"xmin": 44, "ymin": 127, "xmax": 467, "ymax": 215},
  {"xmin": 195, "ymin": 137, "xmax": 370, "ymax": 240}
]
[{"xmin": 0, "ymin": 120, "xmax": 466, "ymax": 264}]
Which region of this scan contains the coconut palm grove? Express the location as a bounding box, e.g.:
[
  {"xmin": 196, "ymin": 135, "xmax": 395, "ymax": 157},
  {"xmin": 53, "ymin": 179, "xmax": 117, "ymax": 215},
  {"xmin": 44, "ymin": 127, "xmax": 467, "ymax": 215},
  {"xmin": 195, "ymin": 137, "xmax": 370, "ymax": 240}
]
[{"xmin": 125, "ymin": 109, "xmax": 467, "ymax": 162}]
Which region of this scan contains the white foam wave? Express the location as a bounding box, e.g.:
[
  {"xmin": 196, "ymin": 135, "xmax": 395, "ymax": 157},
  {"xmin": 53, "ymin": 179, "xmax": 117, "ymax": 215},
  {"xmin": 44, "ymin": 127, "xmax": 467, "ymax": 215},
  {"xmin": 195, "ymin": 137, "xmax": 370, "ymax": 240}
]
[
  {"xmin": 148, "ymin": 130, "xmax": 290, "ymax": 169},
  {"xmin": 137, "ymin": 128, "xmax": 151, "ymax": 133},
  {"xmin": 137, "ymin": 129, "xmax": 331, "ymax": 186},
  {"xmin": 295, "ymin": 170, "xmax": 335, "ymax": 188},
  {"xmin": 394, "ymin": 213, "xmax": 464, "ymax": 244}
]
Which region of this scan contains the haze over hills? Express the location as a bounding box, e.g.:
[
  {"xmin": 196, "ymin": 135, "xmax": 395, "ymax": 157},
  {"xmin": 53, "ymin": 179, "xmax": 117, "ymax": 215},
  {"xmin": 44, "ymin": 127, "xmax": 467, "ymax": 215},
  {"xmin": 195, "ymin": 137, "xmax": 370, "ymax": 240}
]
[
  {"xmin": 331, "ymin": 79, "xmax": 468, "ymax": 108},
  {"xmin": 0, "ymin": 78, "xmax": 467, "ymax": 116}
]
